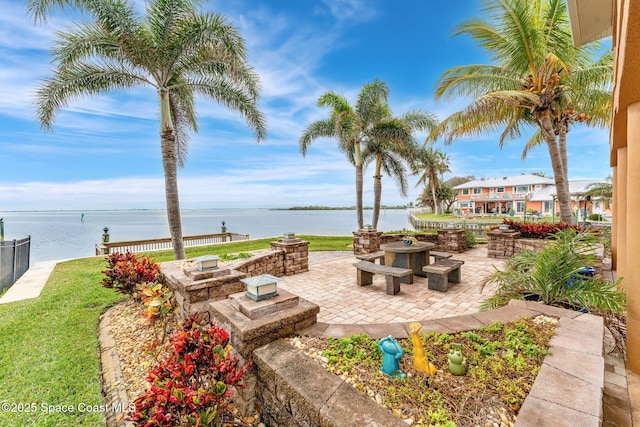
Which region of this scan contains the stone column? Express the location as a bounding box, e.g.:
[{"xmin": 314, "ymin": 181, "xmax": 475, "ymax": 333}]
[
  {"xmin": 352, "ymin": 229, "xmax": 382, "ymax": 255},
  {"xmin": 487, "ymin": 230, "xmax": 520, "ymax": 258},
  {"xmin": 437, "ymin": 228, "xmax": 467, "ymax": 253},
  {"xmin": 270, "ymin": 237, "xmax": 309, "ymax": 276},
  {"xmin": 210, "ymin": 290, "xmax": 319, "ymax": 415}
]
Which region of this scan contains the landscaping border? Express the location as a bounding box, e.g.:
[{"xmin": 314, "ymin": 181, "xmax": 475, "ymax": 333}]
[{"xmin": 253, "ymin": 300, "xmax": 605, "ymax": 427}]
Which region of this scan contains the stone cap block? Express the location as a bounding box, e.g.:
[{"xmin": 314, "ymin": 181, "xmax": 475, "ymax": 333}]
[{"xmin": 228, "ymin": 289, "xmax": 300, "ymax": 320}]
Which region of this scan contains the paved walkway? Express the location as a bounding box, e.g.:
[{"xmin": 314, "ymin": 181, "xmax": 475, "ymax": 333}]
[
  {"xmin": 0, "ymin": 260, "xmax": 59, "ymax": 304},
  {"xmin": 279, "ymin": 247, "xmax": 504, "ymax": 324}
]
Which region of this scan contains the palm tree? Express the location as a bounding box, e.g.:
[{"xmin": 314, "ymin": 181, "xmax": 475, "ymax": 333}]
[
  {"xmin": 413, "ymin": 147, "xmax": 450, "ymax": 214},
  {"xmin": 363, "ymin": 111, "xmax": 438, "ymax": 229},
  {"xmin": 430, "ymin": 0, "xmax": 612, "ymax": 224},
  {"xmin": 299, "ymin": 79, "xmax": 388, "ymax": 230},
  {"xmin": 31, "ymin": 0, "xmax": 267, "ymax": 260},
  {"xmin": 585, "ymin": 175, "xmax": 613, "ymax": 210}
]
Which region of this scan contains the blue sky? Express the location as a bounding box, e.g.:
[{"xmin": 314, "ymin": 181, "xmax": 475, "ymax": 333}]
[{"xmin": 0, "ymin": 0, "xmax": 612, "ymax": 211}]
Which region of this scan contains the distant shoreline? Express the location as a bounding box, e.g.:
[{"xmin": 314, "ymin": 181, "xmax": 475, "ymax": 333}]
[{"xmin": 271, "ymin": 206, "xmax": 409, "ymax": 211}]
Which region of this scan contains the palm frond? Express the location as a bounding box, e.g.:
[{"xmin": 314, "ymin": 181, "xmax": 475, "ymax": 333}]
[{"xmin": 298, "ymin": 119, "xmax": 335, "ymax": 156}]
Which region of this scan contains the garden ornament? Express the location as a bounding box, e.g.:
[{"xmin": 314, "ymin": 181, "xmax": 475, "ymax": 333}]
[
  {"xmin": 410, "ymin": 322, "xmax": 437, "ymax": 377},
  {"xmin": 448, "ymin": 343, "xmax": 467, "ymax": 376},
  {"xmin": 378, "ymin": 335, "xmax": 406, "ymax": 378}
]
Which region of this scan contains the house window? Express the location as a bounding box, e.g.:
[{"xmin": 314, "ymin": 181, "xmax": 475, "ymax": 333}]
[
  {"xmin": 543, "ymin": 201, "xmax": 553, "ymax": 212},
  {"xmin": 515, "ymin": 185, "xmax": 530, "ymax": 193},
  {"xmin": 496, "ymin": 187, "xmax": 505, "ymax": 193},
  {"xmin": 462, "ymin": 188, "xmax": 469, "ymax": 195},
  {"xmin": 459, "ymin": 202, "xmax": 470, "ymax": 208},
  {"xmin": 473, "ymin": 188, "xmax": 482, "ymax": 195},
  {"xmin": 516, "ymin": 201, "xmax": 526, "ymax": 212}
]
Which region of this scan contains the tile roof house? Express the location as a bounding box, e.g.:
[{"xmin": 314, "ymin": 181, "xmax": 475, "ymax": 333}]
[{"xmin": 452, "ymin": 174, "xmax": 609, "ymax": 219}]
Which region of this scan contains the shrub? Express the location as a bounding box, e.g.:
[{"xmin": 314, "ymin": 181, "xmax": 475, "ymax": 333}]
[
  {"xmin": 481, "ymin": 229, "xmax": 625, "ymax": 314},
  {"xmin": 128, "ymin": 314, "xmax": 249, "ymax": 427},
  {"xmin": 499, "ymin": 219, "xmax": 585, "ymax": 239},
  {"xmin": 137, "ymin": 282, "xmax": 177, "ymax": 344},
  {"xmin": 100, "ymin": 252, "xmax": 161, "ymax": 296},
  {"xmin": 588, "ymin": 213, "xmax": 605, "ymax": 221}
]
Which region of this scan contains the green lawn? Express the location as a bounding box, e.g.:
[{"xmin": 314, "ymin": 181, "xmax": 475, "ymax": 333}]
[{"xmin": 0, "ymin": 235, "xmax": 352, "ymax": 427}]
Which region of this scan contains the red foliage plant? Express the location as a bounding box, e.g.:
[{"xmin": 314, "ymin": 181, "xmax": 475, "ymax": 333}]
[
  {"xmin": 127, "ymin": 314, "xmax": 250, "ymax": 427},
  {"xmin": 498, "ymin": 219, "xmax": 590, "ymax": 239},
  {"xmin": 100, "ymin": 252, "xmax": 161, "ymax": 296}
]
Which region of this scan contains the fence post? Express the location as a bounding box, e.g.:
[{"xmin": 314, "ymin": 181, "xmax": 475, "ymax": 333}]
[{"xmin": 12, "ymin": 239, "xmax": 17, "ymax": 284}]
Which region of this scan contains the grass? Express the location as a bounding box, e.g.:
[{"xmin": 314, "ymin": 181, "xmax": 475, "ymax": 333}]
[
  {"xmin": 144, "ymin": 234, "xmax": 353, "ymax": 262},
  {"xmin": 0, "ymin": 235, "xmax": 351, "ymax": 426},
  {"xmin": 0, "ymin": 258, "xmax": 127, "ymax": 427}
]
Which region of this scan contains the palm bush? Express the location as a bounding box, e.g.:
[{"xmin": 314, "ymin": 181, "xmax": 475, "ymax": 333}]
[{"xmin": 480, "ymin": 229, "xmax": 625, "ymax": 314}]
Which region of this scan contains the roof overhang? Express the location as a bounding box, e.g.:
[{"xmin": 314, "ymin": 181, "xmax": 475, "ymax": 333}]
[{"xmin": 566, "ymin": 0, "xmax": 613, "ymax": 46}]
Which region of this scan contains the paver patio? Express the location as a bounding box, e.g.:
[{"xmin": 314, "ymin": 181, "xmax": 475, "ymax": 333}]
[{"xmin": 278, "ymin": 246, "xmax": 504, "ymax": 324}]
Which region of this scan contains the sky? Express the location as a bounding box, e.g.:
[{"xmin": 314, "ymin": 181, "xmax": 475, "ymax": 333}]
[{"xmin": 0, "ymin": 0, "xmax": 613, "ymax": 211}]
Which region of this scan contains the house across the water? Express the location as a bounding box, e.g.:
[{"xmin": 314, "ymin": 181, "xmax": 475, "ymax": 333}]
[{"xmin": 452, "ymin": 174, "xmax": 610, "ymax": 220}]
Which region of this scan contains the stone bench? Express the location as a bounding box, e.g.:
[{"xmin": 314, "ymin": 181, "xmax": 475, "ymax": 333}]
[
  {"xmin": 353, "ymin": 260, "xmax": 411, "ymax": 295},
  {"xmin": 429, "ymin": 250, "xmax": 453, "ymax": 262},
  {"xmin": 422, "ymin": 259, "xmax": 465, "ymax": 292},
  {"xmin": 355, "ymin": 251, "xmax": 385, "ymax": 265}
]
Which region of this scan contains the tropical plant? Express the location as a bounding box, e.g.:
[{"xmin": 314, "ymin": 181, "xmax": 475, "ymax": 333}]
[
  {"xmin": 363, "ymin": 111, "xmax": 438, "ymax": 229},
  {"xmin": 127, "ymin": 314, "xmax": 249, "ymax": 427},
  {"xmin": 299, "ymin": 79, "xmax": 435, "ymax": 230},
  {"xmin": 480, "ymin": 229, "xmax": 625, "ymax": 313},
  {"xmin": 100, "ymin": 252, "xmax": 161, "ymax": 296},
  {"xmin": 413, "ymin": 147, "xmax": 451, "ymax": 214},
  {"xmin": 585, "ymin": 175, "xmax": 613, "ymax": 210},
  {"xmin": 31, "ymin": 0, "xmax": 267, "ymax": 260},
  {"xmin": 430, "ymin": 0, "xmax": 613, "ymax": 225}
]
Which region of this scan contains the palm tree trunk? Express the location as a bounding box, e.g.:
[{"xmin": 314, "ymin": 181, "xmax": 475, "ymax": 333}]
[
  {"xmin": 538, "ymin": 112, "xmax": 573, "ymax": 224},
  {"xmin": 356, "ymin": 165, "xmax": 364, "ymax": 229},
  {"xmin": 159, "ymin": 90, "xmax": 186, "ymax": 259},
  {"xmin": 430, "ymin": 183, "xmax": 439, "ymax": 215},
  {"xmin": 355, "ymin": 143, "xmax": 364, "ymax": 229},
  {"xmin": 372, "ymin": 175, "xmax": 382, "ymax": 229},
  {"xmin": 161, "ymin": 132, "xmax": 186, "ymax": 260}
]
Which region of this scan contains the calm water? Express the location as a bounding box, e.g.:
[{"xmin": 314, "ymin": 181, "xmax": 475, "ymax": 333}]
[{"xmin": 0, "ymin": 209, "xmax": 412, "ymax": 262}]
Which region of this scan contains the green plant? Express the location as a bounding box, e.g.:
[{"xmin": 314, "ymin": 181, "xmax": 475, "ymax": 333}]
[
  {"xmin": 127, "ymin": 314, "xmax": 249, "ymax": 427},
  {"xmin": 481, "ymin": 229, "xmax": 625, "ymax": 313},
  {"xmin": 219, "ymin": 252, "xmax": 252, "ymax": 261},
  {"xmin": 464, "ymin": 228, "xmax": 476, "ymax": 248},
  {"xmin": 100, "ymin": 252, "xmax": 161, "ymax": 296},
  {"xmin": 137, "ymin": 282, "xmax": 176, "ymax": 344},
  {"xmin": 588, "ymin": 213, "xmax": 605, "ymax": 221}
]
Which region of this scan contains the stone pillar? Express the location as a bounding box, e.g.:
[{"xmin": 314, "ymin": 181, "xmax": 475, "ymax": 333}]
[
  {"xmin": 437, "ymin": 228, "xmax": 467, "ymax": 253},
  {"xmin": 352, "ymin": 229, "xmax": 382, "ymax": 255},
  {"xmin": 270, "ymin": 237, "xmax": 309, "ymax": 276},
  {"xmin": 487, "ymin": 230, "xmax": 521, "ymax": 258},
  {"xmin": 161, "ymin": 263, "xmax": 246, "ymax": 323},
  {"xmin": 210, "ymin": 290, "xmax": 319, "ymax": 415}
]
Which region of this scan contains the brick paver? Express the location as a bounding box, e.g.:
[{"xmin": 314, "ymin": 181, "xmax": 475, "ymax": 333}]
[{"xmin": 278, "ymin": 247, "xmax": 505, "ymax": 324}]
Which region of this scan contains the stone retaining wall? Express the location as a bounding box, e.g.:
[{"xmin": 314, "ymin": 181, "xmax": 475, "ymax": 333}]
[
  {"xmin": 252, "ymin": 300, "xmax": 605, "ymax": 427},
  {"xmin": 355, "ymin": 231, "xmax": 469, "ymax": 255},
  {"xmin": 488, "ymin": 233, "xmax": 605, "ymax": 277},
  {"xmin": 161, "ymin": 240, "xmax": 309, "ymax": 322}
]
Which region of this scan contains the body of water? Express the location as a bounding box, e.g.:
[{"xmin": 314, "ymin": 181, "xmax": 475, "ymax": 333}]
[{"xmin": 0, "ymin": 209, "xmax": 412, "ymax": 263}]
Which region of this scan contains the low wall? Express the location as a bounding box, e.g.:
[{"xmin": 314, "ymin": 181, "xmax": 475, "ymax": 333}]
[
  {"xmin": 161, "ymin": 239, "xmax": 309, "ymax": 322},
  {"xmin": 488, "ymin": 232, "xmax": 605, "ymax": 277},
  {"xmin": 355, "ymin": 230, "xmax": 468, "ymax": 255},
  {"xmin": 252, "ymin": 301, "xmax": 605, "ymax": 427}
]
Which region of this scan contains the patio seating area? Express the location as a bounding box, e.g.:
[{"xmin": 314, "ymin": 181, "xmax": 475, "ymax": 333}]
[{"xmin": 277, "ymin": 246, "xmax": 503, "ymax": 324}]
